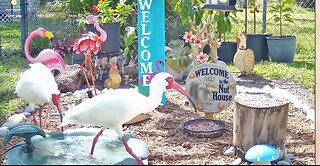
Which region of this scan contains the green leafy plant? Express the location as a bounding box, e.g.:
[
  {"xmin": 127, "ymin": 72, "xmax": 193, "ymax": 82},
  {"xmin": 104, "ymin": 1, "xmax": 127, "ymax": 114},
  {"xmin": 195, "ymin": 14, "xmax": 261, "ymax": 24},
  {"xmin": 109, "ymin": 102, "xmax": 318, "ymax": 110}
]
[
  {"xmin": 249, "ymin": 0, "xmax": 261, "ymax": 34},
  {"xmin": 170, "ymin": 0, "xmax": 205, "ymax": 28},
  {"xmin": 93, "ymin": 0, "xmax": 132, "ymax": 26},
  {"xmin": 63, "ymin": 0, "xmax": 97, "ymax": 15},
  {"xmin": 165, "ymin": 40, "xmax": 191, "ymax": 72},
  {"xmin": 269, "ymin": 0, "xmax": 296, "ymax": 36},
  {"xmin": 123, "ymin": 26, "xmax": 137, "ymax": 65},
  {"xmin": 214, "ymin": 11, "xmax": 238, "ymax": 42}
]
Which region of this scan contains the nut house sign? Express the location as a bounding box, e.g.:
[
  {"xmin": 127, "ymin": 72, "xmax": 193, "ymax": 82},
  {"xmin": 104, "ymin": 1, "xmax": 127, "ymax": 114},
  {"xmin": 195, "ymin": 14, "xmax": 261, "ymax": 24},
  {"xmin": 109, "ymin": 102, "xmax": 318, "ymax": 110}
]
[{"xmin": 185, "ymin": 61, "xmax": 236, "ymax": 113}]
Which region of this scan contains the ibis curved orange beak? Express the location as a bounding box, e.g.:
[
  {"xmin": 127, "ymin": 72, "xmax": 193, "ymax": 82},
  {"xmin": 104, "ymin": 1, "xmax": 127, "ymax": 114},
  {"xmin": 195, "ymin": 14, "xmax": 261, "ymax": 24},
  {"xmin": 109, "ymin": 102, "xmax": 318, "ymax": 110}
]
[{"xmin": 166, "ymin": 81, "xmax": 197, "ymax": 112}]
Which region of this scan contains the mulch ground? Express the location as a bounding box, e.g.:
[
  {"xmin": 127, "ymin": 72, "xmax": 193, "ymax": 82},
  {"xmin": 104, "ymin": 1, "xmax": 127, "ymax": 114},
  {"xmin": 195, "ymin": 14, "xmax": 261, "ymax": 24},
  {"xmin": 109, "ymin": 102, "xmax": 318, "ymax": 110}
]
[{"xmin": 0, "ymin": 74, "xmax": 315, "ymax": 165}]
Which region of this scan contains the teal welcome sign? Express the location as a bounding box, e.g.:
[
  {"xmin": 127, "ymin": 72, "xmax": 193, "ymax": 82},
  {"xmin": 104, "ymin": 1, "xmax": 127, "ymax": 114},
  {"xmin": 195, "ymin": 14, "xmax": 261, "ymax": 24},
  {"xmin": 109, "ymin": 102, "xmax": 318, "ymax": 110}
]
[{"xmin": 138, "ymin": 0, "xmax": 166, "ymax": 103}]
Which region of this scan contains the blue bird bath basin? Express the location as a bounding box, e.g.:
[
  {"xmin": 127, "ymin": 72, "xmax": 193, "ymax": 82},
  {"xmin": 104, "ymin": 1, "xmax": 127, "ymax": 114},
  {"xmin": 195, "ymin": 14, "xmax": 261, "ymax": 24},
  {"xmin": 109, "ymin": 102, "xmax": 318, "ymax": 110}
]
[{"xmin": 4, "ymin": 128, "xmax": 149, "ymax": 165}]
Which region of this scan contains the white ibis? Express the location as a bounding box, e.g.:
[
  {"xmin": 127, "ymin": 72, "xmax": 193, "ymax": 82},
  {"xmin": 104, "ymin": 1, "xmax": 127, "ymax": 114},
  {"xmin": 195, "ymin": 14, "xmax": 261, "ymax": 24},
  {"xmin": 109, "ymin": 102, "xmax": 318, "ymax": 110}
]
[
  {"xmin": 15, "ymin": 63, "xmax": 63, "ymax": 130},
  {"xmin": 61, "ymin": 72, "xmax": 196, "ymax": 165}
]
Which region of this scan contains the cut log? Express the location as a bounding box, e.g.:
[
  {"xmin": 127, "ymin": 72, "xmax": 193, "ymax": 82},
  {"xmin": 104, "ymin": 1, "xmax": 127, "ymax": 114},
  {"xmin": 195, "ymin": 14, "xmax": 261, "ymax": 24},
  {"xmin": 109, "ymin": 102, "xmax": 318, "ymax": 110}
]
[{"xmin": 233, "ymin": 92, "xmax": 289, "ymax": 161}]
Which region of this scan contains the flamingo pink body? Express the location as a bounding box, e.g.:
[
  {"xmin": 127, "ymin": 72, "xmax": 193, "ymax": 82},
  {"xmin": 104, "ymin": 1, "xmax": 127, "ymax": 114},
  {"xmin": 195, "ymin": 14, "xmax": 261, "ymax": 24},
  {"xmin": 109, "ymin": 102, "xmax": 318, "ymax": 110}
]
[
  {"xmin": 25, "ymin": 28, "xmax": 66, "ymax": 75},
  {"xmin": 73, "ymin": 15, "xmax": 107, "ymax": 96}
]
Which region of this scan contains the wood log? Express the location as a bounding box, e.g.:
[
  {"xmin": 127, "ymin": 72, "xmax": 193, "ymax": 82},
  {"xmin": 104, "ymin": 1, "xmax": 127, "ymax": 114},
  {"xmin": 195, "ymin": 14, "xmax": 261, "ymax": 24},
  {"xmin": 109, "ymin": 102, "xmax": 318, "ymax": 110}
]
[{"xmin": 233, "ymin": 92, "xmax": 289, "ymax": 161}]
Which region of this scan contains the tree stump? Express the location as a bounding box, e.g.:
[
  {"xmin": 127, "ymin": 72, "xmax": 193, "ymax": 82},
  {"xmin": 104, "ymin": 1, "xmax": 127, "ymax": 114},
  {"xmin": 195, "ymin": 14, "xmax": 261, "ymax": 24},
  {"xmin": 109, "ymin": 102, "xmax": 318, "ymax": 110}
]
[{"xmin": 233, "ymin": 92, "xmax": 289, "ymax": 161}]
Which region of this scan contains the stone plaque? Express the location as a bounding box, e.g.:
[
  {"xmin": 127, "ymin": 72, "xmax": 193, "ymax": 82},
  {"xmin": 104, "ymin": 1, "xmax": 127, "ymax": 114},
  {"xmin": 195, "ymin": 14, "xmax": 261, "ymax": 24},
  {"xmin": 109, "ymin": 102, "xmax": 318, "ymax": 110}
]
[{"xmin": 185, "ymin": 61, "xmax": 236, "ymax": 113}]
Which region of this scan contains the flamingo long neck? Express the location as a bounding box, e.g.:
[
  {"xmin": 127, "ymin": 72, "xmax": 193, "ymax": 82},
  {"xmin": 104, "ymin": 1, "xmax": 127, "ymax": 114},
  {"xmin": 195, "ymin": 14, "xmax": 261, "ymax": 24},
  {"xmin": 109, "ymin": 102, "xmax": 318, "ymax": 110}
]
[
  {"xmin": 24, "ymin": 31, "xmax": 37, "ymax": 63},
  {"xmin": 155, "ymin": 60, "xmax": 162, "ymax": 72},
  {"xmin": 95, "ymin": 21, "xmax": 107, "ymax": 42}
]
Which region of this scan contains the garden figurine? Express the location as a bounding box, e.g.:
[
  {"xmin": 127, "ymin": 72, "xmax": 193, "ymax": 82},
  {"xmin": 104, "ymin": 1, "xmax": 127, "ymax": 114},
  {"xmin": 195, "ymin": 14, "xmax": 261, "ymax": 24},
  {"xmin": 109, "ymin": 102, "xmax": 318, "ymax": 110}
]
[
  {"xmin": 233, "ymin": 31, "xmax": 255, "ymax": 76},
  {"xmin": 73, "ymin": 15, "xmax": 107, "ymax": 96}
]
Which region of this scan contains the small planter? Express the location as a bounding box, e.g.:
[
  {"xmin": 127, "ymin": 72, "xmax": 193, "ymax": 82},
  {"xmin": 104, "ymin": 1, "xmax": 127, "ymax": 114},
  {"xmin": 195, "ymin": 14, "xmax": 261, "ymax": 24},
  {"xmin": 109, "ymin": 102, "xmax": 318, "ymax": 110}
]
[
  {"xmin": 86, "ymin": 22, "xmax": 121, "ymax": 54},
  {"xmin": 247, "ymin": 34, "xmax": 271, "ymax": 62},
  {"xmin": 266, "ymin": 36, "xmax": 296, "ymax": 63},
  {"xmin": 217, "ymin": 42, "xmax": 237, "ymax": 63},
  {"xmin": 183, "ymin": 118, "xmax": 226, "ymax": 138}
]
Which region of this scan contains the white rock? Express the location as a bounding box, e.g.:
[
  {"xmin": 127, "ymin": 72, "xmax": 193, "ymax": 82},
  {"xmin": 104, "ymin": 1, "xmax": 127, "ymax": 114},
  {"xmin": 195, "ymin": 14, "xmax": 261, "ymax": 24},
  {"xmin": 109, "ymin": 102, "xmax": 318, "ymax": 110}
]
[
  {"xmin": 231, "ymin": 157, "xmax": 242, "ymax": 165},
  {"xmin": 285, "ymin": 153, "xmax": 294, "ymax": 160},
  {"xmin": 277, "ymin": 160, "xmax": 291, "ymax": 165},
  {"xmin": 22, "ymin": 112, "xmax": 32, "ymax": 117},
  {"xmin": 2, "ymin": 121, "xmax": 18, "ymax": 128},
  {"xmin": 224, "ymin": 146, "xmax": 235, "ymax": 156},
  {"xmin": 7, "ymin": 113, "xmax": 26, "ymax": 123},
  {"xmin": 24, "ymin": 105, "xmax": 35, "ymax": 113},
  {"xmin": 0, "ymin": 127, "xmax": 9, "ymax": 137}
]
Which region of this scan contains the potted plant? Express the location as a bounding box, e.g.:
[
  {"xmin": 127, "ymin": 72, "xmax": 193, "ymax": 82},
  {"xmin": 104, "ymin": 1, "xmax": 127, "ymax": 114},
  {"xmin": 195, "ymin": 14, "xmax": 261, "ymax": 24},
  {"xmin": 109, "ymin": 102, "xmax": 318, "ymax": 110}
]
[
  {"xmin": 266, "ymin": 0, "xmax": 297, "ymax": 62},
  {"xmin": 165, "ymin": 39, "xmax": 191, "ymax": 80},
  {"xmin": 246, "ymin": 0, "xmax": 271, "ymax": 62},
  {"xmin": 214, "ymin": 11, "xmax": 239, "ymax": 63}
]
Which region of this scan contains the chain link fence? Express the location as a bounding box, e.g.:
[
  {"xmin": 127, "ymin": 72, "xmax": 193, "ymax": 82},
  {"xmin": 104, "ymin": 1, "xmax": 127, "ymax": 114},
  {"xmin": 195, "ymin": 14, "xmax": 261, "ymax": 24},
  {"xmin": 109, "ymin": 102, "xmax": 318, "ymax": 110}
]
[
  {"xmin": 0, "ymin": 0, "xmax": 315, "ymax": 59},
  {"xmin": 236, "ymin": 0, "xmax": 315, "ymax": 55}
]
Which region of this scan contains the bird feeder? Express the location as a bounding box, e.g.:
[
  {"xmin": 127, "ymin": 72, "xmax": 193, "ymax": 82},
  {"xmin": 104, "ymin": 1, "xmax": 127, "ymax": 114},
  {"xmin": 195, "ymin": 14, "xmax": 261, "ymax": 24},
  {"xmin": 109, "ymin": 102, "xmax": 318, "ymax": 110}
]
[
  {"xmin": 201, "ymin": 0, "xmax": 237, "ymax": 12},
  {"xmin": 245, "ymin": 144, "xmax": 280, "ymax": 165}
]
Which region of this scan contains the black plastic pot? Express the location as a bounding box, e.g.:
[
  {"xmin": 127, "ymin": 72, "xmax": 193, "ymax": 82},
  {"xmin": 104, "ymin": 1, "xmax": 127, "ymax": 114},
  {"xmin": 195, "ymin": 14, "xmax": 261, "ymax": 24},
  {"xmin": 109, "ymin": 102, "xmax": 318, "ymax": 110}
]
[
  {"xmin": 247, "ymin": 34, "xmax": 271, "ymax": 62},
  {"xmin": 217, "ymin": 42, "xmax": 237, "ymax": 63},
  {"xmin": 86, "ymin": 22, "xmax": 121, "ymax": 54}
]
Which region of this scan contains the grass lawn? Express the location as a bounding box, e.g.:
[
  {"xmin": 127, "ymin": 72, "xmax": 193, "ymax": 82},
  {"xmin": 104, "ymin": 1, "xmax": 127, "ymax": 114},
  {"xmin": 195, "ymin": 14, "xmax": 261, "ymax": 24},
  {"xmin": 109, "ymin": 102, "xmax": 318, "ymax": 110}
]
[{"xmin": 0, "ymin": 4, "xmax": 315, "ymax": 124}]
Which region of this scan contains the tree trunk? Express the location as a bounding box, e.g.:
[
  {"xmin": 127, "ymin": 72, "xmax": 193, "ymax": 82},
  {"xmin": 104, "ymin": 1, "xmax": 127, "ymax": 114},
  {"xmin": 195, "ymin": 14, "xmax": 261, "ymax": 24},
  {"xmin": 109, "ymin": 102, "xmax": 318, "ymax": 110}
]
[{"xmin": 233, "ymin": 92, "xmax": 289, "ymax": 161}]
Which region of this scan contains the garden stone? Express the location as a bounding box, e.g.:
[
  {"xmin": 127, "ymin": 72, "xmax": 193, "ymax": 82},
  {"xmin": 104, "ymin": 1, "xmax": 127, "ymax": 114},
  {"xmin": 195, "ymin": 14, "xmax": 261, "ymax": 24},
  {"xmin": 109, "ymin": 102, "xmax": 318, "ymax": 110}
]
[
  {"xmin": 224, "ymin": 146, "xmax": 235, "ymax": 156},
  {"xmin": 285, "ymin": 153, "xmax": 294, "ymax": 160},
  {"xmin": 6, "ymin": 114, "xmax": 26, "ymax": 123},
  {"xmin": 0, "ymin": 126, "xmax": 9, "ymax": 138},
  {"xmin": 24, "ymin": 105, "xmax": 35, "ymax": 114},
  {"xmin": 2, "ymin": 122, "xmax": 18, "ymax": 128},
  {"xmin": 277, "ymin": 160, "xmax": 291, "ymax": 165},
  {"xmin": 22, "ymin": 112, "xmax": 32, "ymax": 117},
  {"xmin": 283, "ymin": 158, "xmax": 292, "ymax": 164},
  {"xmin": 231, "ymin": 157, "xmax": 242, "ymax": 165}
]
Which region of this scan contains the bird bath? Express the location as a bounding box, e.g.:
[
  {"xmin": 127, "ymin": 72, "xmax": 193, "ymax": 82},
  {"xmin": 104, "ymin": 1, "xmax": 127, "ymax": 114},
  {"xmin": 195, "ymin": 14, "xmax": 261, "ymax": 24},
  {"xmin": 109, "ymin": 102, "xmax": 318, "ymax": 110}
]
[{"xmin": 4, "ymin": 128, "xmax": 149, "ymax": 165}]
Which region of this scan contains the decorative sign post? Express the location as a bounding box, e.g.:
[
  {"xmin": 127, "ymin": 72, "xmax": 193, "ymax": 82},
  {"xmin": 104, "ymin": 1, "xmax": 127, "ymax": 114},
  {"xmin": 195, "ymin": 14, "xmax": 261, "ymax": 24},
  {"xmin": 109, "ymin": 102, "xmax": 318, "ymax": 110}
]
[
  {"xmin": 185, "ymin": 61, "xmax": 236, "ymax": 118},
  {"xmin": 137, "ymin": 0, "xmax": 166, "ymax": 103},
  {"xmin": 185, "ymin": 1, "xmax": 237, "ymax": 119}
]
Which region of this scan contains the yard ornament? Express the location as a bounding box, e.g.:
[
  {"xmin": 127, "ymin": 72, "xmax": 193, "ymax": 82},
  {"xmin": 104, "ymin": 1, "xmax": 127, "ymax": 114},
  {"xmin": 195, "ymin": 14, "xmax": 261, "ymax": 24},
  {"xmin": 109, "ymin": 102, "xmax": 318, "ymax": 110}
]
[{"xmin": 233, "ymin": 31, "xmax": 255, "ymax": 76}]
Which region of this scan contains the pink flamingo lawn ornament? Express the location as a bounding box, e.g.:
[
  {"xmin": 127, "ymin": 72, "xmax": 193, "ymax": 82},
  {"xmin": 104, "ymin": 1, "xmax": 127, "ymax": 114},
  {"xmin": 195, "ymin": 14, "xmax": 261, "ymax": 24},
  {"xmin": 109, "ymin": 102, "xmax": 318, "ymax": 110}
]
[
  {"xmin": 139, "ymin": 60, "xmax": 164, "ymax": 84},
  {"xmin": 73, "ymin": 15, "xmax": 107, "ymax": 96},
  {"xmin": 25, "ymin": 28, "xmax": 66, "ymax": 75}
]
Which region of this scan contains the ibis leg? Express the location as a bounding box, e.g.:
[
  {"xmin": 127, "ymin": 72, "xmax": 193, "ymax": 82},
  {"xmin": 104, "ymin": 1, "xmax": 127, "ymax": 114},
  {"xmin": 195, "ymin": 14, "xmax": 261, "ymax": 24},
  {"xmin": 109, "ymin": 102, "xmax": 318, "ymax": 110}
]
[
  {"xmin": 90, "ymin": 129, "xmax": 104, "ymax": 156},
  {"xmin": 44, "ymin": 105, "xmax": 51, "ymax": 128},
  {"xmin": 32, "ymin": 112, "xmax": 38, "ymax": 126},
  {"xmin": 38, "ymin": 106, "xmax": 43, "ymax": 128},
  {"xmin": 57, "ymin": 106, "xmax": 64, "ymax": 131},
  {"xmin": 121, "ymin": 136, "xmax": 144, "ymax": 165}
]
